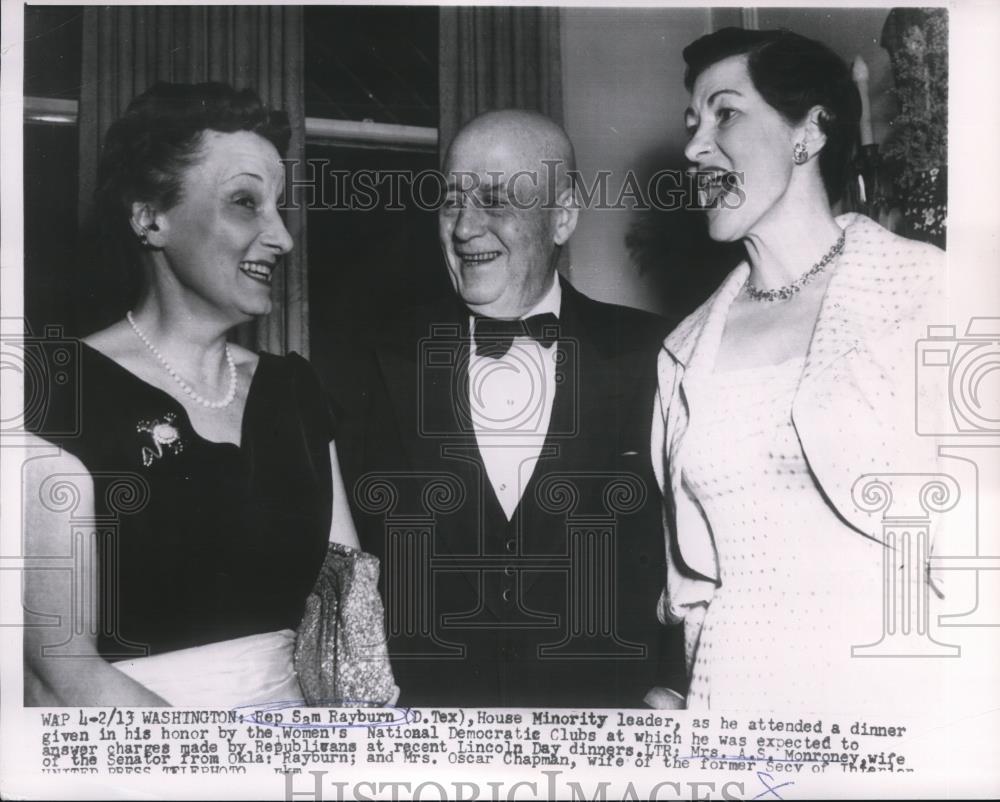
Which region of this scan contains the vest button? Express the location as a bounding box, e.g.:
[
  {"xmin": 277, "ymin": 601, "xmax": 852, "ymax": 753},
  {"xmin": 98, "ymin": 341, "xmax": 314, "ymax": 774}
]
[
  {"xmin": 505, "ymin": 539, "xmax": 516, "ymax": 553},
  {"xmin": 503, "ymin": 565, "xmax": 515, "ymax": 577},
  {"xmin": 502, "ymin": 588, "xmax": 512, "ymax": 602}
]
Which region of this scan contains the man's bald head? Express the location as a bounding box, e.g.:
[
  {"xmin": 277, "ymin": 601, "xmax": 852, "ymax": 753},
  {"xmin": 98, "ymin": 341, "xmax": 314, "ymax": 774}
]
[
  {"xmin": 438, "ymin": 109, "xmax": 580, "ymax": 319},
  {"xmin": 444, "ymin": 109, "xmax": 577, "ymax": 192}
]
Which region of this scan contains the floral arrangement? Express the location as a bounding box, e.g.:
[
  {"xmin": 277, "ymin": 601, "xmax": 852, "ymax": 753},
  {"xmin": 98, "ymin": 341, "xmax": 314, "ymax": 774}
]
[{"xmin": 879, "ymin": 7, "xmax": 948, "ymax": 247}]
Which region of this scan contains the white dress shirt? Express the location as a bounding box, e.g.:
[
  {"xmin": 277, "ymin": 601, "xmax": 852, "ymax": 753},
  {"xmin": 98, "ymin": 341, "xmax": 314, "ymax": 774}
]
[{"xmin": 468, "ymin": 277, "xmax": 561, "ymax": 520}]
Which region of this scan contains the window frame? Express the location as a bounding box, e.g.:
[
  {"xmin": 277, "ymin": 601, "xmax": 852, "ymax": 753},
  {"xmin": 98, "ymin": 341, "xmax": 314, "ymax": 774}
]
[{"xmin": 24, "ymin": 96, "xmax": 438, "ymax": 153}]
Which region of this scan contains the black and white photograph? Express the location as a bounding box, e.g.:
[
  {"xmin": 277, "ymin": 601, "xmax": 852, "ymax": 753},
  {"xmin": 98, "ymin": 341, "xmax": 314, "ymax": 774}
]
[{"xmin": 2, "ymin": 1, "xmax": 998, "ymax": 799}]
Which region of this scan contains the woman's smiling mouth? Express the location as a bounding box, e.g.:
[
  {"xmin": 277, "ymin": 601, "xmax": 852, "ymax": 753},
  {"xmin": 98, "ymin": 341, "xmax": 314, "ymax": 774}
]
[
  {"xmin": 239, "ymin": 260, "xmax": 276, "ymax": 285},
  {"xmin": 695, "ymin": 170, "xmax": 733, "ymax": 209},
  {"xmin": 689, "ymin": 168, "xmax": 739, "ymax": 209}
]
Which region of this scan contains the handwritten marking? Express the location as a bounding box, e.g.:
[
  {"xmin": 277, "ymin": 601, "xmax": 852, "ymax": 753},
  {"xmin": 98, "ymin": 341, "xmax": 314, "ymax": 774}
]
[
  {"xmin": 752, "ymin": 771, "xmax": 794, "ymax": 800},
  {"xmin": 230, "ymin": 699, "xmax": 416, "ymax": 730}
]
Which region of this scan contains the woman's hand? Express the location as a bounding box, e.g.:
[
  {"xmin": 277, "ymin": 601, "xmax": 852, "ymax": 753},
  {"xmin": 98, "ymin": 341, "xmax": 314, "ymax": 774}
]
[
  {"xmin": 23, "ymin": 438, "xmax": 168, "ymax": 706},
  {"xmin": 644, "ymin": 686, "xmax": 687, "ymax": 709}
]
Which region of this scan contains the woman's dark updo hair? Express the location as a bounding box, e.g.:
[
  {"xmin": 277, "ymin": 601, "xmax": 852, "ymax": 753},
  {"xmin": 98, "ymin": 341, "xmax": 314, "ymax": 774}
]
[
  {"xmin": 683, "ymin": 27, "xmax": 861, "ymax": 204},
  {"xmin": 94, "ymin": 81, "xmax": 290, "ymax": 272}
]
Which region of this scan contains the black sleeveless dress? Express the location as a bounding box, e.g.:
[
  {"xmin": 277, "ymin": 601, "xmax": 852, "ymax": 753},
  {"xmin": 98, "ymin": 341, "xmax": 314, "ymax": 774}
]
[{"xmin": 33, "ymin": 343, "xmax": 334, "ymax": 660}]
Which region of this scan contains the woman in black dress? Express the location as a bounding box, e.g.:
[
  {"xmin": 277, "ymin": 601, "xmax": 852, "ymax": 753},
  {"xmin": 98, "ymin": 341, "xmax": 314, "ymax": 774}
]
[{"xmin": 24, "ymin": 83, "xmax": 396, "ymax": 706}]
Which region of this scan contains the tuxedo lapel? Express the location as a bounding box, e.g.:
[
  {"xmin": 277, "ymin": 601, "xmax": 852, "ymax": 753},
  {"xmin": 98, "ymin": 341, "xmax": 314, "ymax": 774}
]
[
  {"xmin": 519, "ymin": 280, "xmax": 584, "ymax": 516},
  {"xmin": 373, "ymin": 292, "xmax": 471, "ymax": 461},
  {"xmin": 515, "ymin": 282, "xmax": 626, "ymax": 583}
]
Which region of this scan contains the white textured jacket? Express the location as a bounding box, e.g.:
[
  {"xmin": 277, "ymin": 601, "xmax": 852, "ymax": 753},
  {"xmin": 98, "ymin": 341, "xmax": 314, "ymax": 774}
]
[{"xmin": 651, "ymin": 213, "xmax": 947, "ymax": 625}]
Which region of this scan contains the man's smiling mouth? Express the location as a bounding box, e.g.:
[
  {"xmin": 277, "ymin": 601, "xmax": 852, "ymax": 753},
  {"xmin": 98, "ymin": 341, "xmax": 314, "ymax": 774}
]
[{"xmin": 457, "ymin": 251, "xmax": 502, "ymax": 265}]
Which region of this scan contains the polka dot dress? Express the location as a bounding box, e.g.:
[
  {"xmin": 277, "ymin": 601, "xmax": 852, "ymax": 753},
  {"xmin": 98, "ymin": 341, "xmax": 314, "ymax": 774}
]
[{"xmin": 681, "ymin": 357, "xmax": 885, "ymax": 711}]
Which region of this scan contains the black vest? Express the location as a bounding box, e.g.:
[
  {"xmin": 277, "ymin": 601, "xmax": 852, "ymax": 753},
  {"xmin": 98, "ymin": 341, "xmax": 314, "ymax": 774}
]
[{"xmin": 337, "ymin": 282, "xmax": 685, "ymax": 707}]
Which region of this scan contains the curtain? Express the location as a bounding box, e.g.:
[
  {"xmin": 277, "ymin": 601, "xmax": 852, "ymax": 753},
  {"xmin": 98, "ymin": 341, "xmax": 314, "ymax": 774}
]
[
  {"xmin": 438, "ymin": 6, "xmax": 564, "ymax": 159},
  {"xmin": 77, "ymin": 5, "xmax": 309, "ymax": 356}
]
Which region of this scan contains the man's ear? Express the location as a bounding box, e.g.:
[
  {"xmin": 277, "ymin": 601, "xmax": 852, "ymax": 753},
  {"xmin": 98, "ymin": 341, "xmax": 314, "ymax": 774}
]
[
  {"xmin": 129, "ymin": 201, "xmax": 167, "ymax": 248},
  {"xmin": 798, "ymin": 105, "xmax": 830, "ymax": 158},
  {"xmin": 552, "ymin": 184, "xmax": 579, "ymax": 246}
]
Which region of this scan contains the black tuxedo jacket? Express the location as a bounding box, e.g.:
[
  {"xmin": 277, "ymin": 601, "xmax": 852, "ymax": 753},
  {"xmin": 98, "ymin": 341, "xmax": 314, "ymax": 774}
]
[{"xmin": 335, "ymin": 279, "xmax": 683, "ymax": 707}]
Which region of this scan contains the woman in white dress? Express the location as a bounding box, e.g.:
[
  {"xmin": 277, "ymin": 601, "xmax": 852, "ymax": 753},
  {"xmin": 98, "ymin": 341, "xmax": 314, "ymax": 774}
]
[{"xmin": 651, "ymin": 28, "xmax": 946, "ymax": 711}]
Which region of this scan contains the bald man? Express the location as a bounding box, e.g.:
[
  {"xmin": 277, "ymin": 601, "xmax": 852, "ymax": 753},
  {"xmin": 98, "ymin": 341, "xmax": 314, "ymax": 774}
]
[{"xmin": 338, "ymin": 110, "xmax": 682, "ymax": 707}]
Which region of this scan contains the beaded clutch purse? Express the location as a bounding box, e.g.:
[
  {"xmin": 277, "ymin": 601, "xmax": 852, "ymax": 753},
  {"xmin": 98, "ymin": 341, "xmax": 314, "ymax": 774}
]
[{"xmin": 293, "ymin": 543, "xmax": 398, "ymax": 707}]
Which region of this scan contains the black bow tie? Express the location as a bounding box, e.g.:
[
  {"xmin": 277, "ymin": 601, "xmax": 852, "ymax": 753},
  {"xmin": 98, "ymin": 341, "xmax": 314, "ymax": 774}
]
[{"xmin": 472, "ymin": 313, "xmax": 559, "ymax": 358}]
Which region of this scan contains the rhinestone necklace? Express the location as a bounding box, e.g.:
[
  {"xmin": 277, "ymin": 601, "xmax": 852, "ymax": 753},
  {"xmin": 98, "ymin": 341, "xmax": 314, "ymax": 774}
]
[
  {"xmin": 126, "ymin": 311, "xmax": 238, "ymax": 409},
  {"xmin": 744, "ymin": 231, "xmax": 846, "ymax": 303}
]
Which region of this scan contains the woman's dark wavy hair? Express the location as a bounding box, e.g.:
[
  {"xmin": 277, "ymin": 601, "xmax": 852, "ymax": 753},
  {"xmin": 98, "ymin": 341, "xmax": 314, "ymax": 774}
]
[
  {"xmin": 683, "ymin": 27, "xmax": 861, "ymax": 205},
  {"xmin": 91, "ymin": 82, "xmax": 290, "ymax": 300}
]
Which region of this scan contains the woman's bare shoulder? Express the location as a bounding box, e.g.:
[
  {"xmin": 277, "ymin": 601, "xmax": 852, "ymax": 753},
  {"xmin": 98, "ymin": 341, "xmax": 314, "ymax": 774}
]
[
  {"xmin": 21, "ymin": 436, "xmax": 94, "ymax": 535},
  {"xmin": 22, "ymin": 433, "xmax": 90, "ymax": 478}
]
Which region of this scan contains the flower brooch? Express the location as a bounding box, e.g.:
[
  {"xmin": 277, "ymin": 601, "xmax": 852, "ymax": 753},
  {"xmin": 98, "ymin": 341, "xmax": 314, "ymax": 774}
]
[{"xmin": 136, "ymin": 413, "xmax": 184, "ymax": 467}]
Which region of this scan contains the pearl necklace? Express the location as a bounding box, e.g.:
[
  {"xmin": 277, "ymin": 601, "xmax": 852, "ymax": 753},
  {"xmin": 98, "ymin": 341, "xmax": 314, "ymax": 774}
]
[
  {"xmin": 126, "ymin": 311, "xmax": 238, "ymax": 409},
  {"xmin": 744, "ymin": 231, "xmax": 846, "ymax": 302}
]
